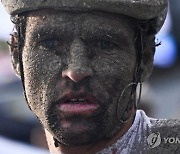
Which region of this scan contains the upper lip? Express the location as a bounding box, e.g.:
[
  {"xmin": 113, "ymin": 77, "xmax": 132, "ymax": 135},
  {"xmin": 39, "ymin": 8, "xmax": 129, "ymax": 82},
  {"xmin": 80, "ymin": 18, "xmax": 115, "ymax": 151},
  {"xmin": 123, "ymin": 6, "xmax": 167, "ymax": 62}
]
[{"xmin": 58, "ymin": 92, "xmax": 99, "ymax": 105}]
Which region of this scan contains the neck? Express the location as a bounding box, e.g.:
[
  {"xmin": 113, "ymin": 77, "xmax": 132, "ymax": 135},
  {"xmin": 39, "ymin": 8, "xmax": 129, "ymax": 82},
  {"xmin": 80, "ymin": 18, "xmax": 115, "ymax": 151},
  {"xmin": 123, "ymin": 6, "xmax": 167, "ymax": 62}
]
[{"xmin": 45, "ymin": 108, "xmax": 136, "ymax": 154}]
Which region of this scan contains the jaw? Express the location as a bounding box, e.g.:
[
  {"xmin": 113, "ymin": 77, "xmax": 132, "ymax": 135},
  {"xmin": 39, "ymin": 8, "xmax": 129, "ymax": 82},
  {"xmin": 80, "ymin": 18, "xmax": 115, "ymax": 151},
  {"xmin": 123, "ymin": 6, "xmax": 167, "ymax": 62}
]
[
  {"xmin": 44, "ymin": 100, "xmax": 130, "ymax": 147},
  {"xmin": 44, "ymin": 108, "xmax": 111, "ymax": 146},
  {"xmin": 44, "ymin": 107, "xmax": 135, "ymax": 154}
]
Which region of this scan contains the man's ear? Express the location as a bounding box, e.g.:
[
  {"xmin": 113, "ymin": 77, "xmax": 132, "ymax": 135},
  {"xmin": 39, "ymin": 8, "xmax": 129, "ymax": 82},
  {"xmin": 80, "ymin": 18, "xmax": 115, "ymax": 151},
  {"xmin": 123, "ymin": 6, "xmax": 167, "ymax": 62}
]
[
  {"xmin": 10, "ymin": 32, "xmax": 21, "ymax": 77},
  {"xmin": 140, "ymin": 35, "xmax": 155, "ymax": 82}
]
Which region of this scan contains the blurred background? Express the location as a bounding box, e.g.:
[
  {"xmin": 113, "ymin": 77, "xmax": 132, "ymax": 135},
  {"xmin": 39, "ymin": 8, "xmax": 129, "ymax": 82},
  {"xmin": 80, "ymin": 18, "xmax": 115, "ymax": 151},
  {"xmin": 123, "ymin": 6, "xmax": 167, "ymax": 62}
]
[{"xmin": 0, "ymin": 0, "xmax": 180, "ymax": 153}]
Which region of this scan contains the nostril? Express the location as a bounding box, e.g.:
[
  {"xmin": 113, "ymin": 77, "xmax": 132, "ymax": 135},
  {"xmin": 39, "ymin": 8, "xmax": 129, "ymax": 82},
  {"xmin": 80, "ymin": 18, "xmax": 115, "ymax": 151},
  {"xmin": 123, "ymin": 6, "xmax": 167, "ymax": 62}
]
[
  {"xmin": 62, "ymin": 68, "xmax": 93, "ymax": 82},
  {"xmin": 62, "ymin": 70, "xmax": 78, "ymax": 82}
]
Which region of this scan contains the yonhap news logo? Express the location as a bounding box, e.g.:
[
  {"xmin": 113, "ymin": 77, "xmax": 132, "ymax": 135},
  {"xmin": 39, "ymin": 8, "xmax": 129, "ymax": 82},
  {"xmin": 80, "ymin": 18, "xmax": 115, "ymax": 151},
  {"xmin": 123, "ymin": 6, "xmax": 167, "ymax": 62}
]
[
  {"xmin": 147, "ymin": 132, "xmax": 180, "ymax": 148},
  {"xmin": 147, "ymin": 132, "xmax": 161, "ymax": 148}
]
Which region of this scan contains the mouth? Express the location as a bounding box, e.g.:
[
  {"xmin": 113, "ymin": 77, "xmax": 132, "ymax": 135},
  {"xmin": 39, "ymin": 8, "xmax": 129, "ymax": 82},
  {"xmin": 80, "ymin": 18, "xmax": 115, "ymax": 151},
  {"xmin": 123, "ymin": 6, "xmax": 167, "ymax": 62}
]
[{"xmin": 57, "ymin": 94, "xmax": 100, "ymax": 116}]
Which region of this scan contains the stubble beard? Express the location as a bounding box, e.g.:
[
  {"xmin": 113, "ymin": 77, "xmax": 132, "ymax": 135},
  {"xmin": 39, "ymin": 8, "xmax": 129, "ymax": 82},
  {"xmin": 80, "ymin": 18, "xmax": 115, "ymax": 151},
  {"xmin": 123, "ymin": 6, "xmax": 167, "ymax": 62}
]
[{"xmin": 43, "ymin": 98, "xmax": 124, "ymax": 146}]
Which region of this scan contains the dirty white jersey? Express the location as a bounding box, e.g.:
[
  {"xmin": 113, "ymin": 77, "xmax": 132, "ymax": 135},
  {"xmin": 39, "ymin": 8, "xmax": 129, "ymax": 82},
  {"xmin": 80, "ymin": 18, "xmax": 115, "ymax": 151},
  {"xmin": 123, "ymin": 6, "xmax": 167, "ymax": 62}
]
[{"xmin": 97, "ymin": 110, "xmax": 180, "ymax": 154}]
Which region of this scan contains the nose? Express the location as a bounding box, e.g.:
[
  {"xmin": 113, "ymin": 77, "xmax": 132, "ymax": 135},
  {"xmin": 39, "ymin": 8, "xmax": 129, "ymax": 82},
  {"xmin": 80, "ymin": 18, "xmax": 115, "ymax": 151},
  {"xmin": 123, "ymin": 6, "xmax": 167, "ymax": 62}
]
[
  {"xmin": 62, "ymin": 39, "xmax": 93, "ymax": 82},
  {"xmin": 62, "ymin": 67, "xmax": 93, "ymax": 82}
]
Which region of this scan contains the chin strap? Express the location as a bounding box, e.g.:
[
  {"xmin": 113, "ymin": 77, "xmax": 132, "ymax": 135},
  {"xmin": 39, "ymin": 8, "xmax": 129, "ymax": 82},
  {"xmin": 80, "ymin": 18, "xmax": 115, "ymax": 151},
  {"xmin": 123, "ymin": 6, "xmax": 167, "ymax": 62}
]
[
  {"xmin": 116, "ymin": 27, "xmax": 144, "ymax": 124},
  {"xmin": 116, "ymin": 82, "xmax": 142, "ymax": 124},
  {"xmin": 14, "ymin": 15, "xmax": 32, "ymax": 111}
]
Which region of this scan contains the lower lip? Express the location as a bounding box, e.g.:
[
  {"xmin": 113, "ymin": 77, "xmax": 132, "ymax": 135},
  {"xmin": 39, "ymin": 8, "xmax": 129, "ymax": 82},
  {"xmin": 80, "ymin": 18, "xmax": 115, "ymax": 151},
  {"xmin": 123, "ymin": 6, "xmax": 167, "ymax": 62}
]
[{"xmin": 58, "ymin": 103, "xmax": 99, "ymax": 116}]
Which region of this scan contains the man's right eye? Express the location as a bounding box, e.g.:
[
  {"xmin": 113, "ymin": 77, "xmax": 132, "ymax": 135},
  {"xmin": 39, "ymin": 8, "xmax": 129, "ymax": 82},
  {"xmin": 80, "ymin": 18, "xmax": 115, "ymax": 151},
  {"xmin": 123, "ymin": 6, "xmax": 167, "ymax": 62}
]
[{"xmin": 40, "ymin": 39, "xmax": 60, "ymax": 49}]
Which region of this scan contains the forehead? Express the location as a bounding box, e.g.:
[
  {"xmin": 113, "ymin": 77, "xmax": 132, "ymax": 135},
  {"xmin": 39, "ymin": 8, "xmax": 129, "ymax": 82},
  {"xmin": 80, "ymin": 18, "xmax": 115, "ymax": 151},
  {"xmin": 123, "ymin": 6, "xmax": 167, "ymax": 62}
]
[{"xmin": 25, "ymin": 10, "xmax": 136, "ymax": 39}]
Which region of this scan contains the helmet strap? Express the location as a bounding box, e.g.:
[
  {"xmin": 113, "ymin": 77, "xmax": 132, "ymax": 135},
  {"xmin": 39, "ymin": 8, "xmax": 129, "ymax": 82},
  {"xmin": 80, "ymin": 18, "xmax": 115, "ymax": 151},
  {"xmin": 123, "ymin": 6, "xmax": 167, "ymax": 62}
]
[
  {"xmin": 116, "ymin": 27, "xmax": 144, "ymax": 124},
  {"xmin": 16, "ymin": 15, "xmax": 32, "ymax": 111}
]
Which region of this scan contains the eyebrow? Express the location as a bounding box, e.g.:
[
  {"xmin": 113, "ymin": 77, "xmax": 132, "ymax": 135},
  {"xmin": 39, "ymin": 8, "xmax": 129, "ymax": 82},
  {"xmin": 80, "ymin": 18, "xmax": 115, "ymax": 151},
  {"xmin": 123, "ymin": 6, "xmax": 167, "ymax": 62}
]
[
  {"xmin": 84, "ymin": 28, "xmax": 128, "ymax": 39},
  {"xmin": 81, "ymin": 17, "xmax": 135, "ymax": 42},
  {"xmin": 82, "ymin": 28, "xmax": 134, "ymax": 48},
  {"xmin": 30, "ymin": 26, "xmax": 68, "ymax": 41}
]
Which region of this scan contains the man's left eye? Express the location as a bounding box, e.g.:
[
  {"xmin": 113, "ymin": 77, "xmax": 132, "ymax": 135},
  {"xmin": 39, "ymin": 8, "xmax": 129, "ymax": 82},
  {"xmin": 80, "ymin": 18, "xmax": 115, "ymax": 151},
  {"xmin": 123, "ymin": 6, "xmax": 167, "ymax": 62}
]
[{"xmin": 97, "ymin": 40, "xmax": 115, "ymax": 50}]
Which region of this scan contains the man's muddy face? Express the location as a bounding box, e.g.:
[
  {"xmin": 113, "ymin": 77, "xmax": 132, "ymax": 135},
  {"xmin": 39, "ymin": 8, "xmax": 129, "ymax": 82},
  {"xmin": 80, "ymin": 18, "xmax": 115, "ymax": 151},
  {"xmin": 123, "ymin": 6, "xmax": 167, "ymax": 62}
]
[{"xmin": 23, "ymin": 11, "xmax": 136, "ymax": 145}]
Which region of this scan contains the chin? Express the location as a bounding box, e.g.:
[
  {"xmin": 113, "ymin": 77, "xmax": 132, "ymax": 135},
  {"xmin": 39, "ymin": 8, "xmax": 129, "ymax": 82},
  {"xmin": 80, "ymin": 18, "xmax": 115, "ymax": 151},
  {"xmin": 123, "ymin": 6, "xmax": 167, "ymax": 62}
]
[
  {"xmin": 47, "ymin": 117, "xmax": 107, "ymax": 146},
  {"xmin": 53, "ymin": 127, "xmax": 103, "ymax": 146}
]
